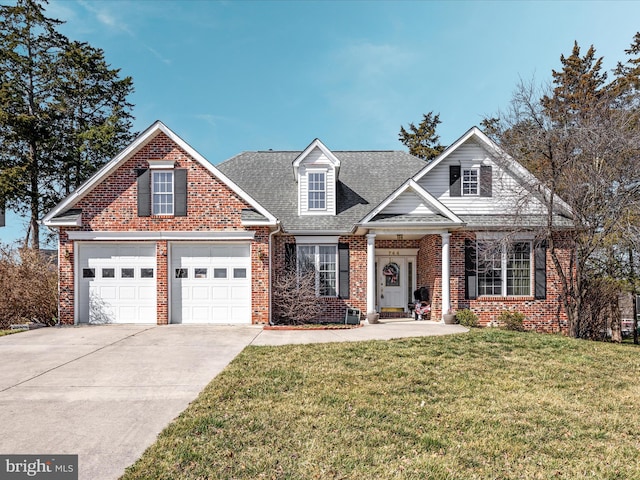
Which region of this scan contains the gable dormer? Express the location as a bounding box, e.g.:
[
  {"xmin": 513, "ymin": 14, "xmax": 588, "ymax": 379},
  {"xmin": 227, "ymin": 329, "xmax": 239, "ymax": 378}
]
[{"xmin": 293, "ymin": 139, "xmax": 340, "ymax": 216}]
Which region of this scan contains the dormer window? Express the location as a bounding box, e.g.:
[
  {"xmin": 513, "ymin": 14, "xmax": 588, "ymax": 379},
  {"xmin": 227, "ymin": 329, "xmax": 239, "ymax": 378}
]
[
  {"xmin": 308, "ymin": 171, "xmax": 326, "ymax": 210},
  {"xmin": 293, "ymin": 139, "xmax": 340, "ymax": 216}
]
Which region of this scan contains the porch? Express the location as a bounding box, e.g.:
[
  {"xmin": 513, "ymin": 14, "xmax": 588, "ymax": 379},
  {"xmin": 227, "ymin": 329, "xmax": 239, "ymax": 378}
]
[{"xmin": 367, "ymin": 232, "xmax": 456, "ymax": 323}]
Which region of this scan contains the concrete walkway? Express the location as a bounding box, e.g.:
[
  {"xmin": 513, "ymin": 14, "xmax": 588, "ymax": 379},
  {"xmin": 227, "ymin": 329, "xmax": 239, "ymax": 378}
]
[{"xmin": 0, "ymin": 320, "xmax": 466, "ymax": 480}]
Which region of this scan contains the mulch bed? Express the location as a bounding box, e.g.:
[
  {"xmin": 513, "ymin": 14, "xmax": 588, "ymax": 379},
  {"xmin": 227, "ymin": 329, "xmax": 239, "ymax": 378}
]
[{"xmin": 263, "ymin": 323, "xmax": 363, "ymax": 331}]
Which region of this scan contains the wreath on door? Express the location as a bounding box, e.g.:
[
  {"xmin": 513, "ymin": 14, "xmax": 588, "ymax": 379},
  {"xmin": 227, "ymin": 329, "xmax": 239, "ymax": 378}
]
[{"xmin": 382, "ymin": 262, "xmax": 400, "ymax": 286}]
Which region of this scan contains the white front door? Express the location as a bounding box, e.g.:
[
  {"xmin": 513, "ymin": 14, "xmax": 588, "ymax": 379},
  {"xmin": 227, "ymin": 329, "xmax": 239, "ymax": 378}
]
[{"xmin": 377, "ymin": 256, "xmax": 408, "ymax": 312}]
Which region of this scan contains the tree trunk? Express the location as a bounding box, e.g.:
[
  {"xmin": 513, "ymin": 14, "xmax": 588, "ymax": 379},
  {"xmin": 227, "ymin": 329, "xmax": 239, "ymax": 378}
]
[{"xmin": 29, "ymin": 140, "xmax": 39, "ymax": 250}]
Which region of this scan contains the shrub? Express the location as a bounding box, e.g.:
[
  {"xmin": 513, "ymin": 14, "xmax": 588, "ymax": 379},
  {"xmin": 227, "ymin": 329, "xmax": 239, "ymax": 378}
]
[
  {"xmin": 498, "ymin": 310, "xmax": 526, "ymax": 331},
  {"xmin": 0, "ymin": 245, "xmax": 58, "ymax": 329},
  {"xmin": 272, "ymin": 269, "xmax": 324, "ymax": 325},
  {"xmin": 456, "ymin": 308, "xmax": 479, "ymax": 327}
]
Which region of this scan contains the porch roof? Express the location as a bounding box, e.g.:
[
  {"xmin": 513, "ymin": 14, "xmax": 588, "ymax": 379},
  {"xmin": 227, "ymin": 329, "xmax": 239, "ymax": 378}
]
[
  {"xmin": 362, "ymin": 213, "xmax": 574, "ymax": 231},
  {"xmin": 366, "ymin": 213, "xmax": 452, "ymax": 225}
]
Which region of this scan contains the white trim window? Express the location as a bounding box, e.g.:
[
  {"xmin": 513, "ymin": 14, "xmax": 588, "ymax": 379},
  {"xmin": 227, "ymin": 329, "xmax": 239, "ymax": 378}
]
[
  {"xmin": 462, "ymin": 168, "xmax": 479, "ymax": 196},
  {"xmin": 477, "ymin": 241, "xmax": 531, "ymax": 296},
  {"xmin": 297, "ymin": 245, "xmax": 337, "ymax": 296},
  {"xmin": 308, "ymin": 171, "xmax": 326, "ymax": 210},
  {"xmin": 152, "ymin": 171, "xmax": 174, "ymax": 215}
]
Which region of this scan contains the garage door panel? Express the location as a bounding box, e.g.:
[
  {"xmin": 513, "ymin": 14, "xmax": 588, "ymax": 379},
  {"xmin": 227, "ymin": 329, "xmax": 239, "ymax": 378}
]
[
  {"xmin": 192, "ymin": 286, "xmax": 209, "ymax": 300},
  {"xmin": 171, "ymin": 244, "xmax": 251, "ymax": 324},
  {"xmin": 118, "ymin": 286, "xmax": 136, "ymax": 300}
]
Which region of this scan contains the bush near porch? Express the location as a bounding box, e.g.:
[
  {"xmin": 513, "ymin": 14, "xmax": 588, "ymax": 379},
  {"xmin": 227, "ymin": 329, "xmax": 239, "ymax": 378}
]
[
  {"xmin": 122, "ymin": 330, "xmax": 640, "ymax": 480},
  {"xmin": 0, "ymin": 246, "xmax": 57, "ymax": 329}
]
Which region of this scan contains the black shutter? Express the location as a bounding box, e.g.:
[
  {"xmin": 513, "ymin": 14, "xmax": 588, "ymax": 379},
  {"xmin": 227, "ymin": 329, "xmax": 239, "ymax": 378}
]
[
  {"xmin": 480, "ymin": 165, "xmax": 492, "ymax": 197},
  {"xmin": 174, "ymin": 169, "xmax": 187, "ymax": 216},
  {"xmin": 465, "ymin": 239, "xmax": 477, "ymax": 300},
  {"xmin": 137, "ymin": 169, "xmax": 151, "ymax": 217},
  {"xmin": 285, "ymin": 243, "xmax": 296, "ymax": 272},
  {"xmin": 338, "ymin": 243, "xmax": 350, "ymax": 299},
  {"xmin": 450, "ymin": 165, "xmax": 461, "ymax": 197},
  {"xmin": 534, "ymin": 242, "xmax": 547, "ymax": 299},
  {"xmin": 0, "ymin": 199, "xmax": 5, "ymax": 227}
]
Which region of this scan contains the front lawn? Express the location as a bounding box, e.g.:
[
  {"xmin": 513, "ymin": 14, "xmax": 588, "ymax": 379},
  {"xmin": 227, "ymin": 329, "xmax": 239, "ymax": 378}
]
[{"xmin": 122, "ymin": 330, "xmax": 640, "ymax": 479}]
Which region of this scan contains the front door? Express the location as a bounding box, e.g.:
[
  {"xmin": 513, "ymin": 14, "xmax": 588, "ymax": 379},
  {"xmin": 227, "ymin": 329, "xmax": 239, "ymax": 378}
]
[{"xmin": 378, "ymin": 256, "xmax": 407, "ymax": 312}]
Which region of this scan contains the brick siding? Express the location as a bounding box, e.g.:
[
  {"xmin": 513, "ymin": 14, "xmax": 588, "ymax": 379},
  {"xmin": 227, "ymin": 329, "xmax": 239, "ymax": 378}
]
[{"xmin": 58, "ymin": 132, "xmax": 269, "ymax": 325}]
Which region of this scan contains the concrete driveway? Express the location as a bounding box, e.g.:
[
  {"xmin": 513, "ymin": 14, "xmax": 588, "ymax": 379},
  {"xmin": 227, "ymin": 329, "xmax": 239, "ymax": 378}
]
[{"xmin": 0, "ymin": 321, "xmax": 466, "ymax": 480}]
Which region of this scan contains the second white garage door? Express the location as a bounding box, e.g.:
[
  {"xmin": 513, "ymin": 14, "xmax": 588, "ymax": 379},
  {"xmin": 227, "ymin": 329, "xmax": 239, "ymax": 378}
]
[{"xmin": 170, "ymin": 244, "xmax": 251, "ymax": 324}]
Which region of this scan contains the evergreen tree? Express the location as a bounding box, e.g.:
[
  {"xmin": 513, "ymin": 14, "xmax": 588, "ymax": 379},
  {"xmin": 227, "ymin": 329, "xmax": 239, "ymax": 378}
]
[
  {"xmin": 398, "ymin": 112, "xmax": 445, "ymax": 161},
  {"xmin": 0, "ymin": 0, "xmax": 134, "ymax": 248},
  {"xmin": 541, "ymin": 41, "xmax": 608, "ymax": 125}
]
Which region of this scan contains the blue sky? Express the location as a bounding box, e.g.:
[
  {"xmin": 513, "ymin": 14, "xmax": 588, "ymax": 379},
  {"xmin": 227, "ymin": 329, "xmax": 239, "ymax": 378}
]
[{"xmin": 2, "ymin": 0, "xmax": 640, "ymax": 245}]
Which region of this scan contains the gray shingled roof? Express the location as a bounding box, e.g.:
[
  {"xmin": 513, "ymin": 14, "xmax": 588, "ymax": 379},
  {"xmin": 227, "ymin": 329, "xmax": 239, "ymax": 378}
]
[{"xmin": 217, "ymin": 150, "xmax": 426, "ymax": 232}]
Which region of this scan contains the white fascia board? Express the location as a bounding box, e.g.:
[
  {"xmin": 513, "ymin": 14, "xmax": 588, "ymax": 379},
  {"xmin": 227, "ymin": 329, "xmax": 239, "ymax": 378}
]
[
  {"xmin": 360, "ymin": 180, "xmax": 463, "ymax": 224},
  {"xmin": 42, "ymin": 121, "xmax": 278, "ymax": 226},
  {"xmin": 66, "ymin": 231, "xmax": 256, "ymax": 241},
  {"xmin": 292, "ymin": 138, "xmax": 341, "ymax": 179},
  {"xmin": 285, "ymin": 229, "xmax": 352, "ymax": 236},
  {"xmin": 44, "ymin": 217, "xmax": 82, "ymax": 227},
  {"xmin": 294, "ymin": 235, "xmax": 341, "ymax": 244},
  {"xmin": 241, "ymin": 219, "xmax": 278, "ymax": 226}
]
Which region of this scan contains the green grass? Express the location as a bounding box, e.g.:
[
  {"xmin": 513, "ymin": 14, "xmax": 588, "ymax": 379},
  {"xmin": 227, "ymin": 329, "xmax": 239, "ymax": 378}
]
[
  {"xmin": 122, "ymin": 330, "xmax": 640, "ymax": 480},
  {"xmin": 0, "ymin": 328, "xmax": 24, "ymax": 336}
]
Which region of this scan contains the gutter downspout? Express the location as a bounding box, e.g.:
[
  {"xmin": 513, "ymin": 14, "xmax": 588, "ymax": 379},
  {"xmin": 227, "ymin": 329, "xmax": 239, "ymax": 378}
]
[{"xmin": 268, "ymin": 222, "xmax": 281, "ymax": 325}]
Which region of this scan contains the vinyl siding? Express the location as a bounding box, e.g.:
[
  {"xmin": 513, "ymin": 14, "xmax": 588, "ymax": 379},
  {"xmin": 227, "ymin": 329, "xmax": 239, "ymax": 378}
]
[
  {"xmin": 381, "ymin": 190, "xmax": 441, "ymax": 215},
  {"xmin": 417, "ymin": 139, "xmax": 546, "ymax": 215}
]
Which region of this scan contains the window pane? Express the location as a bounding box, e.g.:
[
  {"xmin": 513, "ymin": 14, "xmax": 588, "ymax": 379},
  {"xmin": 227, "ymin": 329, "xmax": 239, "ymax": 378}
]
[
  {"xmin": 175, "ymin": 268, "xmax": 188, "ymax": 278},
  {"xmin": 141, "ymin": 268, "xmax": 154, "ymax": 278},
  {"xmin": 233, "ymin": 268, "xmax": 247, "ymax": 279},
  {"xmin": 214, "ymin": 268, "xmax": 227, "ymax": 279},
  {"xmin": 152, "ymin": 171, "xmax": 174, "ymax": 215},
  {"xmin": 463, "ymin": 169, "xmax": 479, "ymax": 195},
  {"xmin": 102, "ymin": 268, "xmax": 115, "ymax": 278},
  {"xmin": 507, "ymin": 242, "xmax": 531, "ymax": 295},
  {"xmin": 121, "ymin": 268, "xmax": 134, "ymax": 279},
  {"xmin": 477, "ymin": 242, "xmax": 502, "ymax": 296},
  {"xmin": 194, "ymin": 268, "xmax": 207, "ymax": 279},
  {"xmin": 308, "ymin": 172, "xmax": 326, "ymax": 209},
  {"xmin": 296, "ymin": 245, "xmax": 337, "ymax": 297},
  {"xmin": 297, "ymin": 246, "xmax": 315, "ymax": 275},
  {"xmin": 83, "ymin": 268, "xmax": 95, "ymax": 279},
  {"xmin": 318, "ymin": 246, "xmax": 337, "ymax": 296}
]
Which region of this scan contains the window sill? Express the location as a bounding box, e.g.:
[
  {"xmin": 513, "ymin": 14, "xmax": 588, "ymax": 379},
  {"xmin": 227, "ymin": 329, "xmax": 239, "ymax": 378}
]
[{"xmin": 476, "ymin": 296, "xmax": 535, "ymax": 302}]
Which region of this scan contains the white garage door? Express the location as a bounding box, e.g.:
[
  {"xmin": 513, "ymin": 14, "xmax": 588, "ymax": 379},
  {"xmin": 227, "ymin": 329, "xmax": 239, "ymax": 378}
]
[
  {"xmin": 78, "ymin": 244, "xmax": 157, "ymax": 324},
  {"xmin": 171, "ymin": 244, "xmax": 251, "ymax": 324}
]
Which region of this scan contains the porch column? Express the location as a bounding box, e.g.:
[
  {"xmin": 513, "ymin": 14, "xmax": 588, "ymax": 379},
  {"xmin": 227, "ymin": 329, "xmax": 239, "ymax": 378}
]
[
  {"xmin": 441, "ymin": 232, "xmax": 451, "ymax": 322},
  {"xmin": 366, "ymin": 233, "xmax": 376, "ymax": 315}
]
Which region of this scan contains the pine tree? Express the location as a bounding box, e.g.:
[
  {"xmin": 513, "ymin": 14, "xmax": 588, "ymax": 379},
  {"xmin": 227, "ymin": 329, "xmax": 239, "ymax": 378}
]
[
  {"xmin": 541, "ymin": 41, "xmax": 608, "ymax": 125},
  {"xmin": 398, "ymin": 112, "xmax": 445, "ymax": 161},
  {"xmin": 0, "ymin": 0, "xmax": 134, "ymax": 248}
]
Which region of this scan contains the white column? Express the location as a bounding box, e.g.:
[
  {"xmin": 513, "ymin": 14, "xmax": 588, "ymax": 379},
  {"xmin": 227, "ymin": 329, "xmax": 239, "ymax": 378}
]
[
  {"xmin": 441, "ymin": 232, "xmax": 451, "ymax": 322},
  {"xmin": 366, "ymin": 233, "xmax": 376, "ymax": 314}
]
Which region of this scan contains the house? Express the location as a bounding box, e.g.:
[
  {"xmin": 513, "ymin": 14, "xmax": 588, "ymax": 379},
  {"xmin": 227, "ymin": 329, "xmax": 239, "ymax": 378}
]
[{"xmin": 43, "ymin": 121, "xmax": 573, "ymax": 331}]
